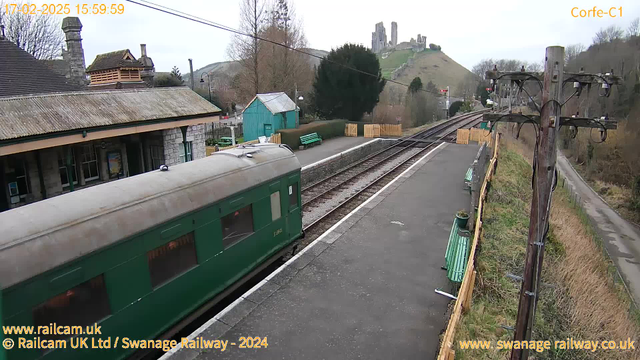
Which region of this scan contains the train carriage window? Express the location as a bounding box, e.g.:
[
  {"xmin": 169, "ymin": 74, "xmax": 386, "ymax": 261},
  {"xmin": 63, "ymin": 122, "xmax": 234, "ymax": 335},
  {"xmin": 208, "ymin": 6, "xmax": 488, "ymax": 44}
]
[
  {"xmin": 289, "ymin": 183, "xmax": 298, "ymax": 209},
  {"xmin": 222, "ymin": 204, "xmax": 254, "ymax": 248},
  {"xmin": 270, "ymin": 192, "xmax": 281, "ymax": 221},
  {"xmin": 147, "ymin": 232, "xmax": 198, "ymax": 288},
  {"xmin": 32, "ymin": 275, "xmax": 111, "ymax": 341}
]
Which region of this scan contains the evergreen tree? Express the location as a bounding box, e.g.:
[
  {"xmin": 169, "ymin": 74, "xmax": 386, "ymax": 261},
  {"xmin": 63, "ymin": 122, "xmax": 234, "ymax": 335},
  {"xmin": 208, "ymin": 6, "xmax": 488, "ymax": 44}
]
[
  {"xmin": 313, "ymin": 44, "xmax": 385, "ymax": 121},
  {"xmin": 408, "ymin": 77, "xmax": 423, "ymax": 93},
  {"xmin": 170, "ymin": 66, "xmax": 183, "ymax": 82}
]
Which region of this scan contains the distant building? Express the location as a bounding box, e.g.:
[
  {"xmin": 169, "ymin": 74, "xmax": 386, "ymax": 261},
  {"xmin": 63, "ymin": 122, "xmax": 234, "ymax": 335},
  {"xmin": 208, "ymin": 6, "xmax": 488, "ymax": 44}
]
[
  {"xmin": 86, "ymin": 49, "xmax": 148, "ymax": 89},
  {"xmin": 242, "ymin": 93, "xmax": 297, "ymax": 141}
]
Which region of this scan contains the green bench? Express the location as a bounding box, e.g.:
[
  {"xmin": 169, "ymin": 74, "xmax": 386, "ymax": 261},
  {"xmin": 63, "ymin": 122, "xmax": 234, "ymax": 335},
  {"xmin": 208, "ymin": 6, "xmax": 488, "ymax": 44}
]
[
  {"xmin": 464, "ymin": 167, "xmax": 473, "ymax": 193},
  {"xmin": 300, "ymin": 133, "xmax": 322, "ymax": 148},
  {"xmin": 443, "ymin": 220, "xmax": 471, "ymax": 283}
]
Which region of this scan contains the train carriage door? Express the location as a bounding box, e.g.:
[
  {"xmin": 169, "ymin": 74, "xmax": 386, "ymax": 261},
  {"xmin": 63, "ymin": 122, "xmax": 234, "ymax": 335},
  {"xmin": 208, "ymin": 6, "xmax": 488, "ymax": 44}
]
[{"xmin": 286, "ymin": 176, "xmax": 301, "ymax": 240}]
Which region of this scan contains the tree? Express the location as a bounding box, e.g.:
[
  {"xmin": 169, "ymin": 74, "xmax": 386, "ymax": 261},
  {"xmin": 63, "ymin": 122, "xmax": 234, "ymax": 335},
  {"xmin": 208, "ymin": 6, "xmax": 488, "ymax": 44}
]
[
  {"xmin": 449, "ymin": 101, "xmax": 463, "ymax": 116},
  {"xmin": 425, "ymin": 80, "xmax": 438, "ymax": 94},
  {"xmin": 170, "ymin": 66, "xmax": 183, "ymax": 82},
  {"xmin": 0, "ymin": 0, "xmax": 64, "ymax": 59},
  {"xmin": 313, "ymin": 44, "xmax": 385, "ymax": 121},
  {"xmin": 564, "ymin": 44, "xmax": 585, "ymax": 65},
  {"xmin": 408, "ymin": 77, "xmax": 422, "ymax": 93},
  {"xmin": 627, "ymin": 18, "xmax": 639, "ymax": 38},
  {"xmin": 472, "ymin": 59, "xmax": 494, "ymax": 79},
  {"xmin": 260, "ymin": 0, "xmax": 310, "ymax": 98},
  {"xmin": 227, "ymin": 0, "xmax": 267, "ymax": 96},
  {"xmin": 593, "ymin": 25, "xmax": 624, "ymax": 44},
  {"xmin": 476, "ymin": 82, "xmax": 490, "ymax": 106}
]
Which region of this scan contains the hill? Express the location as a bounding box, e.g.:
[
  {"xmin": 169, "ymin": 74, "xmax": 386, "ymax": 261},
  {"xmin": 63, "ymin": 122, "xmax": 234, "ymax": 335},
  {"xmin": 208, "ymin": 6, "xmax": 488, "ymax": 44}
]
[
  {"xmin": 185, "ymin": 48, "xmax": 329, "ymax": 87},
  {"xmin": 378, "ymin": 49, "xmax": 475, "ymax": 96}
]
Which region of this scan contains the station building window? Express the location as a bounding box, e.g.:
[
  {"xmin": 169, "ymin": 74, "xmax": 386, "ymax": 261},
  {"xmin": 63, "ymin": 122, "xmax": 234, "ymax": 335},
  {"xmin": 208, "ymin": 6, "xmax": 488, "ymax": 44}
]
[
  {"xmin": 32, "ymin": 275, "xmax": 111, "ymax": 341},
  {"xmin": 147, "ymin": 232, "xmax": 198, "ymax": 288},
  {"xmin": 270, "ymin": 192, "xmax": 281, "ymax": 221},
  {"xmin": 80, "ymin": 144, "xmax": 99, "ymax": 181},
  {"xmin": 6, "ymin": 156, "xmax": 30, "ymax": 203},
  {"xmin": 289, "ymin": 183, "xmax": 298, "ymax": 209},
  {"xmin": 221, "ymin": 204, "xmax": 254, "ymax": 248},
  {"xmin": 57, "ymin": 148, "xmax": 78, "ymax": 187}
]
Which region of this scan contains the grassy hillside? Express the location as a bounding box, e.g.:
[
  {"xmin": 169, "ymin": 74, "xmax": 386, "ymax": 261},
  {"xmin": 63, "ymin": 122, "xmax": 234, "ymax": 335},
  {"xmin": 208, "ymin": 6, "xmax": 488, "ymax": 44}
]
[
  {"xmin": 454, "ymin": 138, "xmax": 640, "ymax": 360},
  {"xmin": 379, "ymin": 49, "xmax": 474, "ymax": 95}
]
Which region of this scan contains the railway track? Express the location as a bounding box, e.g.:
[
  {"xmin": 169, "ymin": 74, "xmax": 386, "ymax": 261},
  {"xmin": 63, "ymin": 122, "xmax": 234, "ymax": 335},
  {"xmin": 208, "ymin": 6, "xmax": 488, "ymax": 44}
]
[{"xmin": 300, "ymin": 111, "xmax": 486, "ymax": 245}]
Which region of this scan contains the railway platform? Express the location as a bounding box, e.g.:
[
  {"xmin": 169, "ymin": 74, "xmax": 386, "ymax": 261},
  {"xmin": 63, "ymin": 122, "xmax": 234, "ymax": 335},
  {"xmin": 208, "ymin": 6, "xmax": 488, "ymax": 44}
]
[
  {"xmin": 294, "ymin": 136, "xmax": 375, "ymax": 167},
  {"xmin": 164, "ymin": 142, "xmax": 480, "ymax": 360}
]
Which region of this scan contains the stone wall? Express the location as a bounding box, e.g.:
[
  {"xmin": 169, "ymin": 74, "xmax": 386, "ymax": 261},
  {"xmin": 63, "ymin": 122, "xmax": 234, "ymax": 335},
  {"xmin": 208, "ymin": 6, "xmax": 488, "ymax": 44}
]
[
  {"xmin": 162, "ymin": 124, "xmax": 206, "ymax": 166},
  {"xmin": 301, "ymin": 139, "xmax": 396, "ymax": 188}
]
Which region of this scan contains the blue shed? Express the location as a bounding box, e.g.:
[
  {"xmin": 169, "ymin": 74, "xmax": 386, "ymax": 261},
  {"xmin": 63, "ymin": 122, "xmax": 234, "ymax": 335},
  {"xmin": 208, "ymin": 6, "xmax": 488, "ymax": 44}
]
[{"xmin": 242, "ymin": 92, "xmax": 298, "ymax": 141}]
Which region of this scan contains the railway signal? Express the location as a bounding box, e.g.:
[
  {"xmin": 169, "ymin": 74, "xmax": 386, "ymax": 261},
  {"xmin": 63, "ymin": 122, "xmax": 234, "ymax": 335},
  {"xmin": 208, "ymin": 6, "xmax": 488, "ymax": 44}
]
[{"xmin": 483, "ymin": 46, "xmax": 621, "ymax": 360}]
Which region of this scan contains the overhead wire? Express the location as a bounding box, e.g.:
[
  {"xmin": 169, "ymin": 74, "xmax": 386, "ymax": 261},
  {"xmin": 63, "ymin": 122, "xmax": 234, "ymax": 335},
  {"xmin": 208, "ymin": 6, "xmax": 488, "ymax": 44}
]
[{"xmin": 125, "ymin": 0, "xmax": 445, "ymax": 96}]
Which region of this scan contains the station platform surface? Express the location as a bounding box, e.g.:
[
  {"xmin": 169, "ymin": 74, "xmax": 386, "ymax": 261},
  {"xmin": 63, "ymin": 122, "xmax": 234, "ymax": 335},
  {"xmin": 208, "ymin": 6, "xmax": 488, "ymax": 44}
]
[
  {"xmin": 166, "ymin": 142, "xmax": 480, "ymax": 360},
  {"xmin": 294, "ymin": 136, "xmax": 373, "ymax": 167}
]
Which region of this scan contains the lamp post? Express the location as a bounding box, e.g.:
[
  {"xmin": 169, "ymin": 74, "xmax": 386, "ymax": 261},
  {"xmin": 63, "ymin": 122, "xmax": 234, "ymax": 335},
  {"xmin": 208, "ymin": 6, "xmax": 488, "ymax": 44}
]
[
  {"xmin": 294, "ymin": 83, "xmax": 303, "ymax": 128},
  {"xmin": 199, "ymin": 72, "xmax": 212, "ymax": 103}
]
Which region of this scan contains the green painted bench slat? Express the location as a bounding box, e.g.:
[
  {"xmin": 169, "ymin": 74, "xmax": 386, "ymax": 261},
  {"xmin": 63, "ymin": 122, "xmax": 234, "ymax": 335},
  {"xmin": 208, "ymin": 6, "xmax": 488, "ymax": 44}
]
[
  {"xmin": 444, "ymin": 220, "xmax": 471, "ymax": 283},
  {"xmin": 300, "ymin": 132, "xmax": 322, "ymax": 146}
]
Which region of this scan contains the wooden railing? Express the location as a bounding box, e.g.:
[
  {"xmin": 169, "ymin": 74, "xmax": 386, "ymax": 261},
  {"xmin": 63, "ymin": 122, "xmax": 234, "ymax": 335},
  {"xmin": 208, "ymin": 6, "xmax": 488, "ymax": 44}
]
[{"xmin": 437, "ymin": 133, "xmax": 500, "ymax": 360}]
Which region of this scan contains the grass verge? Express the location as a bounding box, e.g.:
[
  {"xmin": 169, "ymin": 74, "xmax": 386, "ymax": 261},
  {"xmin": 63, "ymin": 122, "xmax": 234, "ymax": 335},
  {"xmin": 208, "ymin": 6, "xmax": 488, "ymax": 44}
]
[{"xmin": 453, "ymin": 139, "xmax": 639, "ymax": 360}]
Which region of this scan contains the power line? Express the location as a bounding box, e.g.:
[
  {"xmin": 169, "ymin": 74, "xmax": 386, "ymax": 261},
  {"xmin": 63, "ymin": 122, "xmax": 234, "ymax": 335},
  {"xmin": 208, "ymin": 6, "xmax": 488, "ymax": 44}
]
[{"xmin": 125, "ymin": 0, "xmax": 444, "ymax": 96}]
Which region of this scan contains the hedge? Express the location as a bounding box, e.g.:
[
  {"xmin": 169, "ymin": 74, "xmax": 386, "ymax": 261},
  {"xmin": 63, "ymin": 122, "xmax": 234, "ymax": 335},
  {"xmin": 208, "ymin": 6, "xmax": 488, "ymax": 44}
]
[{"xmin": 278, "ymin": 120, "xmax": 346, "ymax": 148}]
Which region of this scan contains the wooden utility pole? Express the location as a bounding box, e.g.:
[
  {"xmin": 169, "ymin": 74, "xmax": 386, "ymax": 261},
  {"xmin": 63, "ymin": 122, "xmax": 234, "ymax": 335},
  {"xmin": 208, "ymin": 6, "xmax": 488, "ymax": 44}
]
[{"xmin": 510, "ymin": 46, "xmax": 564, "ymax": 360}]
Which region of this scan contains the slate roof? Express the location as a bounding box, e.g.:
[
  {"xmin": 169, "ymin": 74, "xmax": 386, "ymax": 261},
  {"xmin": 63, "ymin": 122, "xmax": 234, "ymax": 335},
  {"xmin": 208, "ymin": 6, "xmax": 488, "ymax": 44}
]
[
  {"xmin": 246, "ymin": 92, "xmax": 297, "ymax": 115},
  {"xmin": 0, "ymin": 39, "xmax": 82, "ymax": 98},
  {"xmin": 0, "ymin": 87, "xmax": 221, "ymax": 141},
  {"xmin": 86, "ymin": 49, "xmax": 144, "ymax": 72}
]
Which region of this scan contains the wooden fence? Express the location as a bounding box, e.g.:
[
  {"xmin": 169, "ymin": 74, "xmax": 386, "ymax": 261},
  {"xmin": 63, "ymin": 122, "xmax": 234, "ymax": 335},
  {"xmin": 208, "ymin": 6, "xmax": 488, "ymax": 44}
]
[
  {"xmin": 469, "ymin": 128, "xmax": 491, "ymax": 144},
  {"xmin": 456, "ymin": 129, "xmax": 470, "ymax": 144},
  {"xmin": 345, "ymin": 124, "xmax": 358, "ymax": 137},
  {"xmin": 456, "ymin": 128, "xmax": 491, "ymax": 145},
  {"xmin": 205, "ymin": 133, "xmax": 281, "ymax": 156},
  {"xmin": 379, "ymin": 124, "xmax": 402, "ymax": 136},
  {"xmin": 437, "ymin": 133, "xmax": 500, "ymax": 360},
  {"xmin": 364, "ymin": 124, "xmax": 381, "ymax": 138}
]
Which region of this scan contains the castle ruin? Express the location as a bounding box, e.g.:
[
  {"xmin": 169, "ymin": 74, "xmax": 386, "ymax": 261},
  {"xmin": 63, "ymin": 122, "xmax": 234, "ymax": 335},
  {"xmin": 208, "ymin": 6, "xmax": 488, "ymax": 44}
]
[{"xmin": 371, "ymin": 22, "xmax": 426, "ymax": 54}]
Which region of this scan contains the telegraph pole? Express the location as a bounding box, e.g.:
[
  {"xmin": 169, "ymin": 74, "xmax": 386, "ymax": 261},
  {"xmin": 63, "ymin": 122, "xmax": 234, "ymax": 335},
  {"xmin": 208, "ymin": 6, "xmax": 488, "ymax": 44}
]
[
  {"xmin": 510, "ymin": 46, "xmax": 564, "ymax": 360},
  {"xmin": 484, "ymin": 46, "xmax": 621, "ymax": 360}
]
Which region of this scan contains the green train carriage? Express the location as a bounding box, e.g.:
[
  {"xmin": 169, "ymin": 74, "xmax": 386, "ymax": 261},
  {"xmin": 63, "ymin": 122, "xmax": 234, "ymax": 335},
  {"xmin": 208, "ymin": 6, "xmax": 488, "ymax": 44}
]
[{"xmin": 0, "ymin": 144, "xmax": 302, "ymax": 360}]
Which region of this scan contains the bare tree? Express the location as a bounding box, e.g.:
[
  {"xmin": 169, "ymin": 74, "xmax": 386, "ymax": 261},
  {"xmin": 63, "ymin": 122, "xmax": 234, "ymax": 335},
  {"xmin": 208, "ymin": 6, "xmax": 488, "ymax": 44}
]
[
  {"xmin": 260, "ymin": 0, "xmax": 310, "ymax": 97},
  {"xmin": 0, "ymin": 0, "xmax": 64, "ymax": 59},
  {"xmin": 627, "ymin": 18, "xmax": 639, "ymax": 38},
  {"xmin": 593, "ymin": 25, "xmax": 624, "ymax": 45},
  {"xmin": 472, "ymin": 59, "xmax": 494, "ymax": 79},
  {"xmin": 227, "ymin": 0, "xmax": 267, "ymax": 97},
  {"xmin": 564, "ymin": 43, "xmax": 585, "ymax": 65},
  {"xmin": 525, "ymin": 61, "xmax": 543, "ymax": 73}
]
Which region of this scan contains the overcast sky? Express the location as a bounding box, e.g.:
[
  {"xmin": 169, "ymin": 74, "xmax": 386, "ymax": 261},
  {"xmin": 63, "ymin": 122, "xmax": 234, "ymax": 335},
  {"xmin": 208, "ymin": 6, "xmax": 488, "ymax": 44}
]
[{"xmin": 38, "ymin": 0, "xmax": 640, "ymax": 72}]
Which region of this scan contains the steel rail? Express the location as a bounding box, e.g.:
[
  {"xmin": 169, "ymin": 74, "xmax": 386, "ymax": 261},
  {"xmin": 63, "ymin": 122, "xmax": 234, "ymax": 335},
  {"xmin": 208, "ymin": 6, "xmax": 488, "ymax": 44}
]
[
  {"xmin": 301, "ymin": 111, "xmax": 487, "ymax": 208},
  {"xmin": 303, "ymin": 113, "xmax": 484, "ymax": 233}
]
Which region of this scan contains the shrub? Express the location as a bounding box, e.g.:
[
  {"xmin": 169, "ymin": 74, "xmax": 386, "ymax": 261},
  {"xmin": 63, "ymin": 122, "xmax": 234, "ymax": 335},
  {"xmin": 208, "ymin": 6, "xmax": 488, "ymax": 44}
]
[{"xmin": 278, "ymin": 120, "xmax": 346, "ymax": 148}]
